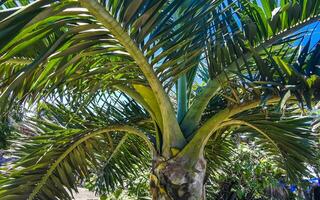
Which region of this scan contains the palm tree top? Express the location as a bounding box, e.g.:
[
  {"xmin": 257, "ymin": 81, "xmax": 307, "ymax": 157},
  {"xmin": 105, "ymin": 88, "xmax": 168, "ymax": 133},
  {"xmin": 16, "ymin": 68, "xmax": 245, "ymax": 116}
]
[{"xmin": 0, "ymin": 0, "xmax": 319, "ymax": 199}]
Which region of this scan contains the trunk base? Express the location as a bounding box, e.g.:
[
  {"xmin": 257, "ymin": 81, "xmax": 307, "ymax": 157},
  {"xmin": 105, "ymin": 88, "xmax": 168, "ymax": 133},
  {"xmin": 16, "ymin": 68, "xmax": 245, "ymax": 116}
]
[{"xmin": 150, "ymin": 156, "xmax": 206, "ymax": 200}]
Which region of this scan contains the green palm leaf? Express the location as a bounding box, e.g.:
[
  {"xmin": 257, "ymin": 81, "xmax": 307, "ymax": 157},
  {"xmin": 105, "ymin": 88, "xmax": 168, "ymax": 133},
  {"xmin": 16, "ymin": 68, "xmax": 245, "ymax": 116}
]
[{"xmin": 229, "ymin": 111, "xmax": 318, "ymax": 182}]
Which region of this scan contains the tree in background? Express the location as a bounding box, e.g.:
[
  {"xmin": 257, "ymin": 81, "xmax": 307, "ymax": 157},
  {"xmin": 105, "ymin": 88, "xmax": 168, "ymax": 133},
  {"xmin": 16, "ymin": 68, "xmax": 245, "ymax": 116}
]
[{"xmin": 0, "ymin": 0, "xmax": 320, "ymax": 199}]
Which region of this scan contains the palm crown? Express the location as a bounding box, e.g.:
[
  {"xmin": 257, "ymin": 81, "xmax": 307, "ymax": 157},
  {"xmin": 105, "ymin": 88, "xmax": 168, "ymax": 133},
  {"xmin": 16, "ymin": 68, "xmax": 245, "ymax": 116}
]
[{"xmin": 0, "ymin": 0, "xmax": 319, "ymax": 199}]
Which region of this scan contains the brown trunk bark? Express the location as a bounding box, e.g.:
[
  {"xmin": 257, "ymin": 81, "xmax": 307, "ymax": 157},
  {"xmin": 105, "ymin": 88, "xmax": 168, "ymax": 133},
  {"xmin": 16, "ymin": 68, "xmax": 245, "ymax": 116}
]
[{"xmin": 150, "ymin": 156, "xmax": 207, "ymax": 200}]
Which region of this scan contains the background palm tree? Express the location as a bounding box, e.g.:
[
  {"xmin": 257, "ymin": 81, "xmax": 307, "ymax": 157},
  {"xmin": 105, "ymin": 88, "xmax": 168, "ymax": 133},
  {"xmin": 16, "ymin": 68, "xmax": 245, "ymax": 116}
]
[{"xmin": 0, "ymin": 0, "xmax": 320, "ymax": 199}]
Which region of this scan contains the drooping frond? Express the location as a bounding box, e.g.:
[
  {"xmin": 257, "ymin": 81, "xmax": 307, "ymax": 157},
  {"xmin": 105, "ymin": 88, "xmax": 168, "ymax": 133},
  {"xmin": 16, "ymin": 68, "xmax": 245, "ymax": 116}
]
[
  {"xmin": 225, "ymin": 110, "xmax": 318, "ymax": 182},
  {"xmin": 0, "ymin": 88, "xmax": 154, "ymax": 199},
  {"xmin": 0, "ymin": 107, "xmax": 154, "ymax": 200}
]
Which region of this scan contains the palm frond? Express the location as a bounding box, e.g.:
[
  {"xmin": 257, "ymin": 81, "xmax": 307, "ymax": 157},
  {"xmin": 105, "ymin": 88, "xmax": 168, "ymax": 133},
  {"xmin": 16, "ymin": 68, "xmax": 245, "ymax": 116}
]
[
  {"xmin": 87, "ymin": 134, "xmax": 150, "ymax": 195},
  {"xmin": 228, "ymin": 111, "xmax": 318, "ymax": 182},
  {"xmin": 0, "ymin": 118, "xmax": 152, "ymax": 200}
]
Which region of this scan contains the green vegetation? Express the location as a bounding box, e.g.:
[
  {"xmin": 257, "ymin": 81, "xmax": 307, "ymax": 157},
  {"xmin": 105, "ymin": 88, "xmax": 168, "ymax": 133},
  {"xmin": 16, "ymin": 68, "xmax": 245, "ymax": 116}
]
[{"xmin": 0, "ymin": 0, "xmax": 320, "ymax": 199}]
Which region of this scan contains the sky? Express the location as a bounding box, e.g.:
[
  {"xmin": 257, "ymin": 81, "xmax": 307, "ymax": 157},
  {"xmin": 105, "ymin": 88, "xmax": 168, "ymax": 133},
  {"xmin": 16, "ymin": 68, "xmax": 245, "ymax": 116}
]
[{"xmin": 296, "ymin": 22, "xmax": 320, "ymax": 49}]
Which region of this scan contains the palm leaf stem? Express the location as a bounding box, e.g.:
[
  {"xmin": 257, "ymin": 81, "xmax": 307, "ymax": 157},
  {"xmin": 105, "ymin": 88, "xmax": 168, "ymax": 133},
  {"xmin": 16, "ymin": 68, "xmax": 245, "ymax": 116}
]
[
  {"xmin": 177, "ymin": 97, "xmax": 280, "ymax": 163},
  {"xmin": 78, "ymin": 0, "xmax": 186, "ymax": 157}
]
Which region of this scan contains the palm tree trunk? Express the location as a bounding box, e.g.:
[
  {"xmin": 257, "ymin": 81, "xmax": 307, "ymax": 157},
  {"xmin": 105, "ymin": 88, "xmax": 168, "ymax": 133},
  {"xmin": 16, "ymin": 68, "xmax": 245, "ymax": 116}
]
[{"xmin": 150, "ymin": 156, "xmax": 207, "ymax": 200}]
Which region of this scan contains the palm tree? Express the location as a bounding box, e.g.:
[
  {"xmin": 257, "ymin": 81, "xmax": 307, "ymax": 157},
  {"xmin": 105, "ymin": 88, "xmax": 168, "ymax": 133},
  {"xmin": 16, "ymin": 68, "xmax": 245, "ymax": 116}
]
[{"xmin": 0, "ymin": 0, "xmax": 320, "ymax": 199}]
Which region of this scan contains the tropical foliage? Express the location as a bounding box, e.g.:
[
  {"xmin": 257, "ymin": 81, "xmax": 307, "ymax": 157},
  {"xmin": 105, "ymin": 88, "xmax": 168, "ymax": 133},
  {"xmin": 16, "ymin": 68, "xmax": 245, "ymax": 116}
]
[
  {"xmin": 208, "ymin": 143, "xmax": 283, "ymax": 199},
  {"xmin": 0, "ymin": 0, "xmax": 320, "ymax": 199}
]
